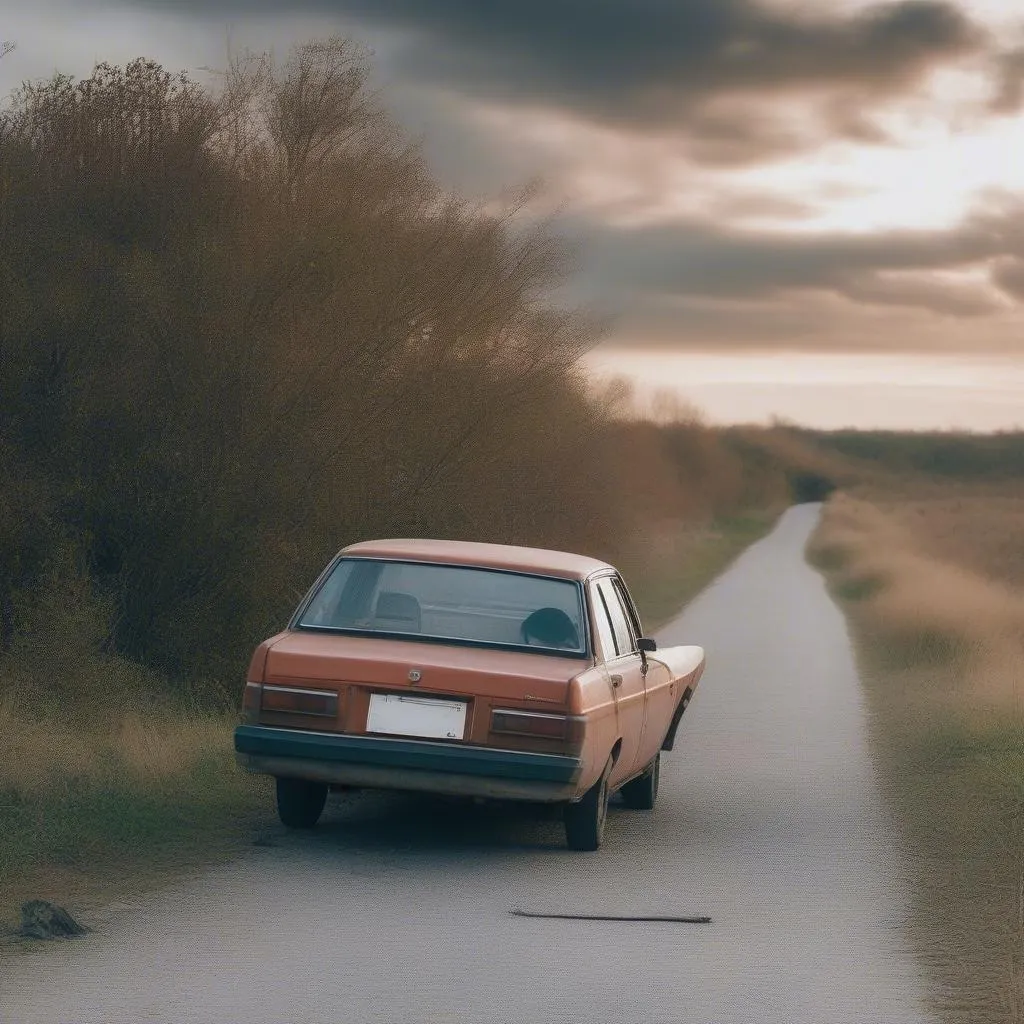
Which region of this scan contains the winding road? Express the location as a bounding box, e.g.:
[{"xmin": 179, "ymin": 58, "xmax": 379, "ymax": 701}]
[{"xmin": 1, "ymin": 505, "xmax": 933, "ymax": 1023}]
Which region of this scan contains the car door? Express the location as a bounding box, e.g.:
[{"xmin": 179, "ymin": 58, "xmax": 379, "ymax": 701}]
[
  {"xmin": 611, "ymin": 575, "xmax": 672, "ymax": 768},
  {"xmin": 591, "ymin": 576, "xmax": 646, "ymax": 787}
]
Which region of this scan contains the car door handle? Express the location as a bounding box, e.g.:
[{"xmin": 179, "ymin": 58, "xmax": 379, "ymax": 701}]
[{"xmin": 610, "ymin": 674, "xmax": 622, "ymax": 688}]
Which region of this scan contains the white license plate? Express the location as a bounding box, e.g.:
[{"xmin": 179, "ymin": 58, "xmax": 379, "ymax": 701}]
[{"xmin": 366, "ymin": 693, "xmax": 467, "ymax": 740}]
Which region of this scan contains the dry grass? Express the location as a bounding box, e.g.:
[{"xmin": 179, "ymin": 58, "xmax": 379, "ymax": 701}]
[
  {"xmin": 0, "ymin": 686, "xmax": 268, "ymax": 928},
  {"xmin": 809, "ymin": 493, "xmax": 1024, "ymax": 716},
  {"xmin": 809, "ymin": 489, "xmax": 1024, "ymax": 1023},
  {"xmin": 0, "ymin": 697, "xmax": 235, "ymax": 795},
  {"xmin": 863, "ymin": 490, "xmax": 1024, "ymax": 591}
]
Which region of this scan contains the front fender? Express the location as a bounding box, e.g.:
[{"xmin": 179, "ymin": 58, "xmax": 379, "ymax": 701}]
[{"xmin": 656, "ymin": 646, "xmax": 706, "ymax": 751}]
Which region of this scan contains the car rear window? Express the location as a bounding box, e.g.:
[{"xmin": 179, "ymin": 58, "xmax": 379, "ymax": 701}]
[{"xmin": 295, "ymin": 558, "xmax": 587, "ymax": 656}]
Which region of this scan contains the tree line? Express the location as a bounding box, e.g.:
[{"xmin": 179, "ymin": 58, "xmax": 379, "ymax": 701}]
[{"xmin": 0, "ymin": 39, "xmax": 812, "ymax": 701}]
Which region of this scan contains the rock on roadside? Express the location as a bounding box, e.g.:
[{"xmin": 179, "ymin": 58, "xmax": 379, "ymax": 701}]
[{"xmin": 19, "ymin": 900, "xmax": 91, "ymax": 940}]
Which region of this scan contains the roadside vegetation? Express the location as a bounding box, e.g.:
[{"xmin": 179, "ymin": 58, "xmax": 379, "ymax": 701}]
[
  {"xmin": 3, "ymin": 41, "xmax": 1020, "ymax": 1007},
  {"xmin": 797, "ymin": 427, "xmax": 1024, "ymax": 482},
  {"xmin": 0, "ymin": 39, "xmax": 837, "ymax": 922},
  {"xmin": 809, "ymin": 476, "xmax": 1024, "ymax": 1023},
  {"xmin": 6, "ymin": 35, "xmax": 1017, "ymax": 986}
]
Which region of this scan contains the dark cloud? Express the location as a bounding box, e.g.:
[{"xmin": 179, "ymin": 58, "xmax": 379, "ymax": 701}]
[
  {"xmin": 206, "ymin": 0, "xmax": 982, "ymax": 99},
  {"xmin": 991, "ymin": 47, "xmax": 1024, "ymax": 114},
  {"xmin": 14, "ymin": 1, "xmax": 1024, "ymax": 358},
  {"xmin": 327, "ymin": 0, "xmax": 982, "ymax": 102},
  {"xmin": 992, "ymin": 256, "xmax": 1024, "ymax": 299},
  {"xmin": 586, "ymin": 286, "xmax": 1024, "ymax": 354},
  {"xmin": 578, "ymin": 286, "xmax": 1020, "ymax": 353},
  {"xmin": 842, "ymin": 273, "xmax": 1004, "ymax": 317},
  {"xmin": 612, "ymin": 294, "xmax": 849, "ymax": 350},
  {"xmin": 116, "ymin": 0, "xmax": 989, "ymax": 164},
  {"xmin": 554, "ymin": 197, "xmax": 1024, "ymax": 336}
]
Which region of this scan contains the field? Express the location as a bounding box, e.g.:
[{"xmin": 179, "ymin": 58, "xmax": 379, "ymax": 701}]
[{"xmin": 809, "ymin": 480, "xmax": 1024, "ymax": 1023}]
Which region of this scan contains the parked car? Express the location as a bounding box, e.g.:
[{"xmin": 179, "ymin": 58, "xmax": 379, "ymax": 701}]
[{"xmin": 234, "ymin": 539, "xmax": 705, "ymax": 850}]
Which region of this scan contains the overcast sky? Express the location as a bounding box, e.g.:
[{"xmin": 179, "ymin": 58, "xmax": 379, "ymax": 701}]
[{"xmin": 3, "ymin": 0, "xmax": 1024, "ymax": 427}]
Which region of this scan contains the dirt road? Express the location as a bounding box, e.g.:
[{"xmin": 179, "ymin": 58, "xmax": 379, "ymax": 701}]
[{"xmin": 0, "ymin": 505, "xmax": 933, "ymax": 1023}]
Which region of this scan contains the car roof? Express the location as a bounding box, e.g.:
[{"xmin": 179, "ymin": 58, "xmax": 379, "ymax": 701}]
[{"xmin": 338, "ymin": 538, "xmax": 615, "ymax": 581}]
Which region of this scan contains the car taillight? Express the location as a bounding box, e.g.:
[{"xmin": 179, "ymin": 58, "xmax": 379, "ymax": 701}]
[
  {"xmin": 260, "ymin": 685, "xmax": 338, "ymax": 718},
  {"xmin": 241, "ymin": 682, "xmax": 262, "ymax": 724},
  {"xmin": 491, "ymin": 709, "xmax": 570, "ymax": 740}
]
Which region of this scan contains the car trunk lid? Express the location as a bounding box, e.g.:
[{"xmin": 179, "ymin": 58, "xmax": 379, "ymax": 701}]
[{"xmin": 263, "ymin": 630, "xmax": 580, "ymax": 705}]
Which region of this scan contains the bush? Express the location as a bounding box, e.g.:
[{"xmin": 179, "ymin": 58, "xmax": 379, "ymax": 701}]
[{"xmin": 0, "ymin": 39, "xmax": 813, "ymax": 704}]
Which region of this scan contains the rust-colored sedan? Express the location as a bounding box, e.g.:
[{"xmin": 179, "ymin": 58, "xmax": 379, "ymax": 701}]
[{"xmin": 234, "ymin": 539, "xmax": 705, "ymax": 850}]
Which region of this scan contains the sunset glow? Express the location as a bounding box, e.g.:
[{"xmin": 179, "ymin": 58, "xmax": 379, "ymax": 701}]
[
  {"xmin": 585, "ymin": 350, "xmax": 1024, "ymax": 431},
  {"xmin": 465, "ymin": 74, "xmax": 1024, "ymax": 236}
]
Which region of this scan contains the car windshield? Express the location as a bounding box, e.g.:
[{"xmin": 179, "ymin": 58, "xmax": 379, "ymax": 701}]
[{"xmin": 296, "ymin": 558, "xmax": 588, "ymax": 656}]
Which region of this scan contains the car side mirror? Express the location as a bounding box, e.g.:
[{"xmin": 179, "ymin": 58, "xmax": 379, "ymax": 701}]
[{"xmin": 637, "ymin": 637, "xmax": 657, "ymax": 653}]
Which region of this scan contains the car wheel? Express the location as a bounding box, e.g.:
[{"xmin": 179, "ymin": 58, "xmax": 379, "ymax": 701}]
[
  {"xmin": 564, "ymin": 766, "xmax": 610, "ymax": 851},
  {"xmin": 275, "ymin": 777, "xmax": 328, "ymax": 829},
  {"xmin": 619, "ymin": 753, "xmax": 660, "ymax": 810}
]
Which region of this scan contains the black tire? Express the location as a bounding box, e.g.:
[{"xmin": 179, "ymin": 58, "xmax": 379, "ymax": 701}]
[
  {"xmin": 619, "ymin": 753, "xmax": 660, "ymax": 810},
  {"xmin": 275, "ymin": 777, "xmax": 328, "ymax": 829},
  {"xmin": 564, "ymin": 767, "xmax": 610, "ymax": 851}
]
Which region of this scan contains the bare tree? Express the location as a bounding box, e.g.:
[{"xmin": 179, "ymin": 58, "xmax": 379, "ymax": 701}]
[{"xmin": 0, "ymin": 36, "xmax": 805, "ymax": 694}]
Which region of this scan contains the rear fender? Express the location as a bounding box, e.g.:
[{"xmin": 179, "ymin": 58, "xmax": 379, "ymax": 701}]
[
  {"xmin": 569, "ymin": 747, "xmax": 617, "ymax": 804},
  {"xmin": 566, "ymin": 666, "xmax": 618, "ymax": 797}
]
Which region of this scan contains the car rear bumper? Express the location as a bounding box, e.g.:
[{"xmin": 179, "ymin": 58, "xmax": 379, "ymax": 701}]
[{"xmin": 234, "ymin": 724, "xmax": 582, "ymax": 803}]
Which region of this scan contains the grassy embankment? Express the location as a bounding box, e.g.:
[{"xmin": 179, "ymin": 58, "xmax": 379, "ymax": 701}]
[{"xmin": 807, "ymin": 460, "xmax": 1024, "ymax": 1023}]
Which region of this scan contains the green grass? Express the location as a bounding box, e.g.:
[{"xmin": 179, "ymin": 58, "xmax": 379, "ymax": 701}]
[
  {"xmin": 634, "ymin": 509, "xmax": 782, "ymax": 632},
  {"xmin": 0, "ymin": 709, "xmax": 270, "ymax": 930},
  {"xmin": 830, "ymin": 574, "xmax": 887, "ymax": 602},
  {"xmin": 870, "ymin": 717, "xmax": 1024, "ymax": 1021},
  {"xmin": 2, "ymin": 754, "xmax": 260, "ymax": 876}
]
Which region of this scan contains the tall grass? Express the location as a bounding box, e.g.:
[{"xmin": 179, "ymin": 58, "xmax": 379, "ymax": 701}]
[
  {"xmin": 809, "ymin": 492, "xmax": 1024, "ymax": 1022},
  {"xmin": 810, "ymin": 495, "xmax": 1024, "ymax": 700},
  {"xmin": 0, "ymin": 694, "xmax": 266, "ymax": 927}
]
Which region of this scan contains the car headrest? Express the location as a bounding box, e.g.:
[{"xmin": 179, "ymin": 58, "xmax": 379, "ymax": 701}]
[
  {"xmin": 521, "ymin": 607, "xmax": 579, "ymax": 647},
  {"xmin": 375, "ymin": 591, "xmax": 422, "ymax": 631}
]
